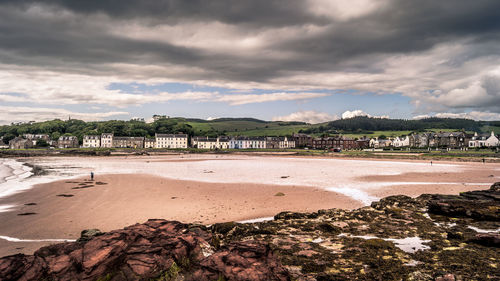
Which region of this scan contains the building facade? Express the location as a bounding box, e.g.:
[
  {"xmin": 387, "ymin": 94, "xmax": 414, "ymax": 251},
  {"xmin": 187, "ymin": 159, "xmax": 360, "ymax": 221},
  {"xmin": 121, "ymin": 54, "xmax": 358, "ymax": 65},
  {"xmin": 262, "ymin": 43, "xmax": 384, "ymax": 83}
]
[
  {"xmin": 229, "ymin": 137, "xmax": 266, "ymax": 149},
  {"xmin": 469, "ymin": 132, "xmax": 500, "ymax": 147},
  {"xmin": 191, "ymin": 136, "xmax": 229, "ymax": 149},
  {"xmin": 83, "ymin": 135, "xmax": 101, "ymax": 148},
  {"xmin": 392, "ymin": 136, "xmax": 410, "ymax": 147},
  {"xmin": 155, "ymin": 134, "xmax": 188, "ymax": 148},
  {"xmin": 101, "ymin": 133, "xmax": 113, "ymax": 148},
  {"xmin": 112, "ymin": 137, "xmax": 145, "ymax": 148},
  {"xmin": 144, "ymin": 138, "xmax": 156, "ymax": 148},
  {"xmin": 58, "ymin": 136, "xmax": 79, "ymax": 148},
  {"xmin": 9, "ymin": 137, "xmax": 33, "ymax": 149},
  {"xmin": 291, "ymin": 133, "xmax": 312, "ymax": 148}
]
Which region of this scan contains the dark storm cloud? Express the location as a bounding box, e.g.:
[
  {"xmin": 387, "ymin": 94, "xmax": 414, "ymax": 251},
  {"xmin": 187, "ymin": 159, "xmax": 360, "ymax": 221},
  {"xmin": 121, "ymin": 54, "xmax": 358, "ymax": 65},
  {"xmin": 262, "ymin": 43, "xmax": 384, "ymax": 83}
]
[
  {"xmin": 1, "ymin": 0, "xmax": 327, "ymax": 27},
  {"xmin": 1, "ymin": 0, "xmax": 500, "ymax": 115},
  {"xmin": 1, "ymin": 0, "xmax": 500, "ymax": 80}
]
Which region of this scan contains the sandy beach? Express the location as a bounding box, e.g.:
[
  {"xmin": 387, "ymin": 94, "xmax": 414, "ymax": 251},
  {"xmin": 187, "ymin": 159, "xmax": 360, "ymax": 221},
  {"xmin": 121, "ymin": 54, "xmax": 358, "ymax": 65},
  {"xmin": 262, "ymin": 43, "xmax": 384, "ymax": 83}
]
[
  {"xmin": 0, "ymin": 154, "xmax": 499, "ymax": 257},
  {"xmin": 0, "ymin": 174, "xmax": 360, "ymax": 256}
]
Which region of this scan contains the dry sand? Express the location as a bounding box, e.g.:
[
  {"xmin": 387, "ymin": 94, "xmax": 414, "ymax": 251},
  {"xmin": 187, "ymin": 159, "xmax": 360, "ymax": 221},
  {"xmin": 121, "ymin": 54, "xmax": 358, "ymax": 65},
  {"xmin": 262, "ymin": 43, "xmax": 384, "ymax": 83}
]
[{"xmin": 0, "ymin": 174, "xmax": 360, "ymax": 257}]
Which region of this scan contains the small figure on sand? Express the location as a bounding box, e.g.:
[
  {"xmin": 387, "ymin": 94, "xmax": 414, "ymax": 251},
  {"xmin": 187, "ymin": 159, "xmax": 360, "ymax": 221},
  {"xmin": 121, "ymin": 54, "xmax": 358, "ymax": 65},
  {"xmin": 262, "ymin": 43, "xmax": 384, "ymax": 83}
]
[
  {"xmin": 482, "ymin": 158, "xmax": 486, "ymax": 164},
  {"xmin": 90, "ymin": 171, "xmax": 94, "ymax": 181},
  {"xmin": 430, "ymin": 161, "xmax": 432, "ymax": 166}
]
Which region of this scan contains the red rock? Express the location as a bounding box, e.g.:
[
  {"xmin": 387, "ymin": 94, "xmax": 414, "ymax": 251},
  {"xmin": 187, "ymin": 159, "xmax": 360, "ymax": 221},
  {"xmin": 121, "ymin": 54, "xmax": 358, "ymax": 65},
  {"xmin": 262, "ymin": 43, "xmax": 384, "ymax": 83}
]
[{"xmin": 0, "ymin": 220, "xmax": 288, "ymax": 281}]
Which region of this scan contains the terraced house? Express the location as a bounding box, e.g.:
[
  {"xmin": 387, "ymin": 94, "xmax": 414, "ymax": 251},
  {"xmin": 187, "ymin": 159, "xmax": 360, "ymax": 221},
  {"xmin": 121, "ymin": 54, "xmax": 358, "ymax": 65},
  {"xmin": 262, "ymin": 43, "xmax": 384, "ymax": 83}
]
[
  {"xmin": 144, "ymin": 138, "xmax": 155, "ymax": 148},
  {"xmin": 155, "ymin": 133, "xmax": 188, "ymax": 149},
  {"xmin": 57, "ymin": 136, "xmax": 79, "ymax": 148},
  {"xmin": 112, "ymin": 137, "xmax": 145, "ymax": 148},
  {"xmin": 265, "ymin": 137, "xmax": 296, "ymax": 149},
  {"xmin": 191, "ymin": 136, "xmax": 229, "ymax": 149},
  {"xmin": 469, "ymin": 132, "xmax": 500, "ymax": 148},
  {"xmin": 312, "ymin": 136, "xmax": 359, "ymax": 150},
  {"xmin": 101, "ymin": 133, "xmax": 114, "ymax": 148},
  {"xmin": 229, "ymin": 136, "xmax": 266, "ymax": 149},
  {"xmin": 83, "ymin": 135, "xmax": 101, "ymax": 148}
]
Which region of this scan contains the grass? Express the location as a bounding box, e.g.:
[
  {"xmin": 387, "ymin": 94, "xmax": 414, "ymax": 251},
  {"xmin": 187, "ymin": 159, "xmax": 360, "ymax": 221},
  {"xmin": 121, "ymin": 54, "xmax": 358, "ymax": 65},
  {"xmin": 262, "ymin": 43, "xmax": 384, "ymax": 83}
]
[{"xmin": 187, "ymin": 120, "xmax": 309, "ymax": 136}]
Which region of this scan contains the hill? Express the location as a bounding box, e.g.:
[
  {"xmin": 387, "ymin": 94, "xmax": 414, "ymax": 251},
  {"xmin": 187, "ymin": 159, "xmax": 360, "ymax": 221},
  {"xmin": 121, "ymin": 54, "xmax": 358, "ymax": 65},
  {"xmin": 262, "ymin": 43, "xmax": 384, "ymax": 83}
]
[{"xmin": 1, "ymin": 117, "xmax": 499, "ymax": 143}]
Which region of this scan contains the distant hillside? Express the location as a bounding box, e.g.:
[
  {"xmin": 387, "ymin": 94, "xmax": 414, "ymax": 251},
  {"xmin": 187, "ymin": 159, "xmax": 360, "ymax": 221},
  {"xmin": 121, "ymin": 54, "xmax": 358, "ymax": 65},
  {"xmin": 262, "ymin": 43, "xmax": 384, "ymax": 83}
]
[
  {"xmin": 1, "ymin": 117, "xmax": 499, "ymax": 143},
  {"xmin": 301, "ymin": 117, "xmax": 500, "ymax": 135}
]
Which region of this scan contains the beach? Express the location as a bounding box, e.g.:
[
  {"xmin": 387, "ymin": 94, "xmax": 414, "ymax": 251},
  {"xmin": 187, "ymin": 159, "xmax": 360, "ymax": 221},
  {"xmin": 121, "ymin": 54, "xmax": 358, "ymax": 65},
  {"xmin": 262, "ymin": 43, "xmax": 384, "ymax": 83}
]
[{"xmin": 0, "ymin": 154, "xmax": 499, "ymax": 257}]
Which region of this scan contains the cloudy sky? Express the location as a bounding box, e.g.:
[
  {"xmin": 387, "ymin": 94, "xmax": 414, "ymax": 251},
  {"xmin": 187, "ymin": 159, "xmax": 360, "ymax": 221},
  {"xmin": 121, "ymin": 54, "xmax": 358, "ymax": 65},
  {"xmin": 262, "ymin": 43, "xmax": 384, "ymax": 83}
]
[{"xmin": 1, "ymin": 0, "xmax": 500, "ymax": 124}]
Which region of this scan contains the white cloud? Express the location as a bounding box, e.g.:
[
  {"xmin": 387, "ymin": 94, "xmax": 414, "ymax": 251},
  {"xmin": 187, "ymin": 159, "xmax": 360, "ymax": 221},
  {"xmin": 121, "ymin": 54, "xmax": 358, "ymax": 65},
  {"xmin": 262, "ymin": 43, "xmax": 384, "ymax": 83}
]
[
  {"xmin": 341, "ymin": 110, "xmax": 389, "ymax": 119},
  {"xmin": 307, "ymin": 0, "xmax": 385, "ymax": 21},
  {"xmin": 0, "ymin": 66, "xmax": 329, "ymax": 107},
  {"xmin": 214, "ymin": 92, "xmax": 329, "ymax": 105},
  {"xmin": 0, "ymin": 106, "xmax": 128, "ymax": 125},
  {"xmin": 272, "ymin": 110, "xmax": 338, "ymax": 124},
  {"xmin": 413, "ymin": 111, "xmax": 500, "ymax": 121},
  {"xmin": 342, "ymin": 110, "xmax": 369, "ymax": 119}
]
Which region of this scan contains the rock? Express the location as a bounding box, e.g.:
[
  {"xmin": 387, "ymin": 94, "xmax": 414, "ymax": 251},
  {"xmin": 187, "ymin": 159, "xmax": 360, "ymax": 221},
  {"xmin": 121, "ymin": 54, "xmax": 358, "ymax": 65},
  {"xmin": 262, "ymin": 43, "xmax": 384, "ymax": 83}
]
[
  {"xmin": 0, "ymin": 220, "xmax": 287, "ymax": 281},
  {"xmin": 77, "ymin": 229, "xmax": 104, "ymax": 242},
  {"xmin": 435, "ymin": 273, "xmax": 456, "ymax": 281},
  {"xmin": 469, "ymin": 233, "xmax": 500, "ymax": 247},
  {"xmin": 427, "ymin": 182, "xmax": 500, "ymax": 221},
  {"xmin": 190, "ymin": 241, "xmax": 289, "ymax": 281},
  {"xmin": 2, "ymin": 183, "xmax": 500, "ymax": 280}
]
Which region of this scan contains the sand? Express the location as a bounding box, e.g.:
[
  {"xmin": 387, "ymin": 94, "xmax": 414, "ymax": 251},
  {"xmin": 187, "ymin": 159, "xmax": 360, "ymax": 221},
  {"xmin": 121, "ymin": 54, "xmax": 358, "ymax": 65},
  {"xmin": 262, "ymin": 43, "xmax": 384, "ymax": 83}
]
[
  {"xmin": 0, "ymin": 155, "xmax": 498, "ymax": 257},
  {"xmin": 0, "ymin": 174, "xmax": 361, "ymax": 257}
]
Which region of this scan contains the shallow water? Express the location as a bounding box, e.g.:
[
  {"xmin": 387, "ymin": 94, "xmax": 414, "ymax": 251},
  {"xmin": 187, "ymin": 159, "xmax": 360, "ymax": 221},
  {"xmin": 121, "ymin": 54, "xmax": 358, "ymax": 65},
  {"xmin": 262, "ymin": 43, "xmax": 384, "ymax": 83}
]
[{"xmin": 0, "ymin": 155, "xmax": 495, "ymax": 212}]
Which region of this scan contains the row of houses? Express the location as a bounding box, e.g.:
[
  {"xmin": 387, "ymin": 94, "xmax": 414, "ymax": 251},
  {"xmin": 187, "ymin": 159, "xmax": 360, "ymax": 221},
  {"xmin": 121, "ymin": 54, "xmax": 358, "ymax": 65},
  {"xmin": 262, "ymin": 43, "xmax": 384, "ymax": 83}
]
[
  {"xmin": 3, "ymin": 130, "xmax": 498, "ymax": 151},
  {"xmin": 369, "ymin": 131, "xmax": 500, "ymax": 149},
  {"xmin": 290, "ymin": 133, "xmax": 370, "ymax": 150},
  {"xmin": 83, "ymin": 133, "xmax": 189, "ymax": 149}
]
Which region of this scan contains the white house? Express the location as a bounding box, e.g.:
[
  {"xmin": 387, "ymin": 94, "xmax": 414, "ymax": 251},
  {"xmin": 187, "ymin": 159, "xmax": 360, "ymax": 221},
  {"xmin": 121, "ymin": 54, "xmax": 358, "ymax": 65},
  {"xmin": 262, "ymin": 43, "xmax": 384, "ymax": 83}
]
[
  {"xmin": 83, "ymin": 135, "xmax": 101, "ymax": 148},
  {"xmin": 370, "ymin": 138, "xmax": 392, "ymax": 148},
  {"xmin": 393, "ymin": 136, "xmax": 410, "ymax": 147},
  {"xmin": 155, "ymin": 133, "xmax": 188, "ymax": 149},
  {"xmin": 279, "ymin": 137, "xmax": 296, "ymax": 149},
  {"xmin": 485, "ymin": 132, "xmax": 500, "ymax": 147},
  {"xmin": 469, "ymin": 132, "xmax": 499, "ymax": 148},
  {"xmin": 191, "ymin": 136, "xmax": 229, "ymax": 149},
  {"xmin": 101, "ymin": 133, "xmax": 113, "ymax": 148},
  {"xmin": 229, "ymin": 137, "xmax": 266, "ymax": 149}
]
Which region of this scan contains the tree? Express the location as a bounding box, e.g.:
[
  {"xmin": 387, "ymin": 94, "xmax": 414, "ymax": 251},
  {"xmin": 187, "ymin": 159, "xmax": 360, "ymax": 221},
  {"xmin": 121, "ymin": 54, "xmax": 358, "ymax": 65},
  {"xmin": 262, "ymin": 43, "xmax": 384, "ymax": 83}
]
[
  {"xmin": 35, "ymin": 139, "xmax": 49, "ymax": 147},
  {"xmin": 1, "ymin": 133, "xmax": 15, "ymax": 143}
]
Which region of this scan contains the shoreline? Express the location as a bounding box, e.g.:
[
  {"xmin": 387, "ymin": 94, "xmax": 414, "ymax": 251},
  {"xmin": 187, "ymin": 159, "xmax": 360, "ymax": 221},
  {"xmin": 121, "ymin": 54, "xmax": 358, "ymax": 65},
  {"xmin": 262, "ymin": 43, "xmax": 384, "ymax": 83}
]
[
  {"xmin": 0, "ymin": 174, "xmax": 362, "ymax": 257},
  {"xmin": 0, "ymin": 154, "xmax": 498, "ymax": 257},
  {"xmin": 1, "ymin": 148, "xmax": 499, "ymax": 163}
]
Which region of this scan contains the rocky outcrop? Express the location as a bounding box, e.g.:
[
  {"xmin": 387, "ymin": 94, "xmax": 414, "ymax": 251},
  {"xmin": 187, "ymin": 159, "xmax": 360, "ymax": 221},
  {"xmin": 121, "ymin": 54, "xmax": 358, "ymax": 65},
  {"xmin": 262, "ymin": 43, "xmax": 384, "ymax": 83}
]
[
  {"xmin": 1, "ymin": 183, "xmax": 499, "ymax": 280},
  {"xmin": 428, "ymin": 183, "xmax": 499, "ymax": 220},
  {"xmin": 0, "ymin": 220, "xmax": 288, "ymax": 281}
]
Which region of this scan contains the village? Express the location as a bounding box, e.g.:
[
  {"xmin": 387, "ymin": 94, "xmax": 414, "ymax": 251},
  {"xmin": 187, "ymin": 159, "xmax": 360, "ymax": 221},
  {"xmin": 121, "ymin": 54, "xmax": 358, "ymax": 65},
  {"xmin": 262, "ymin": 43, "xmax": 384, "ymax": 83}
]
[{"xmin": 1, "ymin": 130, "xmax": 499, "ymax": 151}]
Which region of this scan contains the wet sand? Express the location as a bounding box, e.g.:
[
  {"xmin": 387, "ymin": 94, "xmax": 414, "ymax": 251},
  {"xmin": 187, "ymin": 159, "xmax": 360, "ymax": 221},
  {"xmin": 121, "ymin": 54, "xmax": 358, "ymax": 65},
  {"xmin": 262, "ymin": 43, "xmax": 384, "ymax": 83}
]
[{"xmin": 0, "ymin": 174, "xmax": 360, "ymax": 257}]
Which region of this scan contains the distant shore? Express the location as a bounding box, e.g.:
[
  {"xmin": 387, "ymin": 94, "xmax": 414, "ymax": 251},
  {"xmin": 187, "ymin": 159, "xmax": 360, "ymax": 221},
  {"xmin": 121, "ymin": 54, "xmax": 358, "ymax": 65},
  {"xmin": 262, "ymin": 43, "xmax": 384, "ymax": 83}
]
[{"xmin": 1, "ymin": 147, "xmax": 499, "ymax": 162}]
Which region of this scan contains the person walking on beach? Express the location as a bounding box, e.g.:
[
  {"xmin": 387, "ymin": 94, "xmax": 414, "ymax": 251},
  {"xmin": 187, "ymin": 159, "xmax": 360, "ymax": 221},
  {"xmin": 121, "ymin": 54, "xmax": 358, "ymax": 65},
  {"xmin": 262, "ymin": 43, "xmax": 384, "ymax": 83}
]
[{"xmin": 90, "ymin": 171, "xmax": 94, "ymax": 181}]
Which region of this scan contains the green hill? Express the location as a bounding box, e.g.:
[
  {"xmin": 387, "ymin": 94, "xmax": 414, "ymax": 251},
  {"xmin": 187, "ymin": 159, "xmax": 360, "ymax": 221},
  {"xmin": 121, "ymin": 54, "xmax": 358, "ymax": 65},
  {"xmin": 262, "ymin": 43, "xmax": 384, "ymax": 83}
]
[{"xmin": 1, "ymin": 117, "xmax": 499, "ymax": 144}]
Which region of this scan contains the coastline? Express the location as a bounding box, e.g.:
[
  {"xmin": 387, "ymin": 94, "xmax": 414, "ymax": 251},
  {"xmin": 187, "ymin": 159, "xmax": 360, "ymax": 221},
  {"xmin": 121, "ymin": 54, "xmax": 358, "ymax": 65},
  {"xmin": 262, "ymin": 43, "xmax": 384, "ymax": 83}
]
[
  {"xmin": 0, "ymin": 174, "xmax": 361, "ymax": 257},
  {"xmin": 1, "ymin": 148, "xmax": 499, "ymax": 163},
  {"xmin": 0, "ymin": 154, "xmax": 498, "ymax": 257}
]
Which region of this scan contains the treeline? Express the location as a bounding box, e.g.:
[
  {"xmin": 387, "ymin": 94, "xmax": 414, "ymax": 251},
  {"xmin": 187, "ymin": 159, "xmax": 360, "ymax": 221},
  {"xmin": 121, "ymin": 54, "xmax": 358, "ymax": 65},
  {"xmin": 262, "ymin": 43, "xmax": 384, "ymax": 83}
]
[
  {"xmin": 0, "ymin": 118, "xmax": 195, "ymax": 143},
  {"xmin": 300, "ymin": 116, "xmax": 486, "ymax": 134}
]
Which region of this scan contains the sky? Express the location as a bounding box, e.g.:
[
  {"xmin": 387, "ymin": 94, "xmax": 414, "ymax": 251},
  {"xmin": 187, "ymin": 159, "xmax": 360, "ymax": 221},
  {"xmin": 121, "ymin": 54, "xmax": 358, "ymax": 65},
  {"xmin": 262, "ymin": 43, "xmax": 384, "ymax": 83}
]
[{"xmin": 1, "ymin": 0, "xmax": 500, "ymax": 124}]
